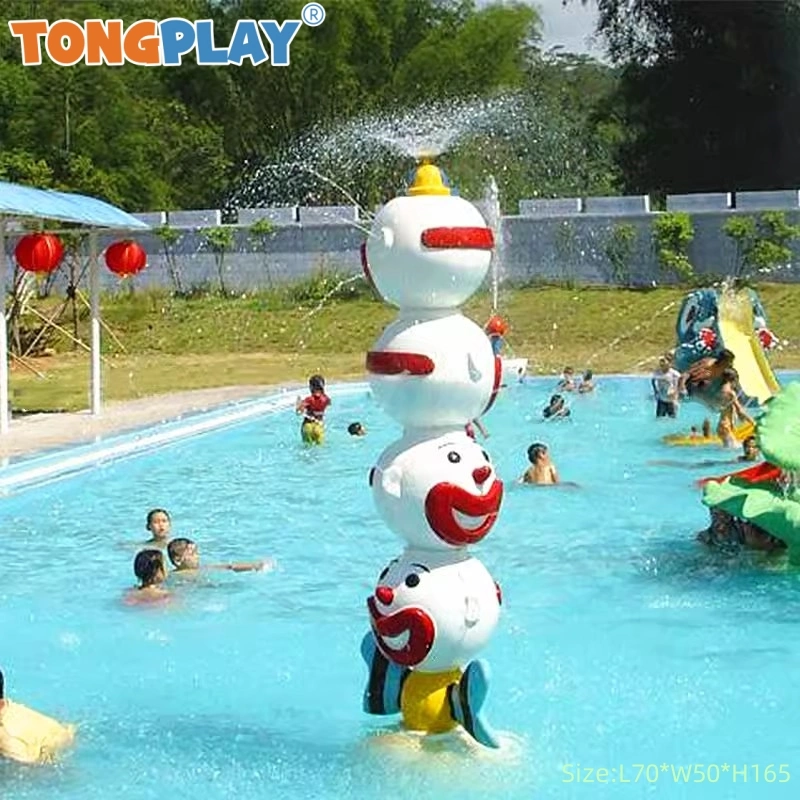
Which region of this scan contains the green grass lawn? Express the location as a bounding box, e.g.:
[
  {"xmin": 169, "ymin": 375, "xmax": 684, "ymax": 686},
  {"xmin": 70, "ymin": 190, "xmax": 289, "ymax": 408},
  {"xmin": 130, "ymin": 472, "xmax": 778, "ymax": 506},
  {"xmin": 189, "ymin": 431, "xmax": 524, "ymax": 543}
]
[{"xmin": 9, "ymin": 282, "xmax": 800, "ymax": 412}]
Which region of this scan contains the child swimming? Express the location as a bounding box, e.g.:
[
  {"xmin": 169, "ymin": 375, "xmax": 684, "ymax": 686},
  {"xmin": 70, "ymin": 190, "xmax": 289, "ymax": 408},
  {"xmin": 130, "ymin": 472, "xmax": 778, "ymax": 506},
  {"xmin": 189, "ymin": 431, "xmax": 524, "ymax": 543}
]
[
  {"xmin": 738, "ymin": 435, "xmax": 760, "ymax": 462},
  {"xmin": 543, "ymin": 394, "xmax": 570, "ymax": 419},
  {"xmin": 520, "ymin": 443, "xmax": 559, "ymax": 485},
  {"xmin": 166, "ymin": 537, "xmax": 271, "ymax": 576},
  {"xmin": 347, "ymin": 421, "xmax": 367, "ymax": 436},
  {"xmin": 650, "ymin": 435, "xmax": 762, "ymax": 471},
  {"xmin": 557, "ymin": 366, "xmax": 576, "ymax": 392},
  {"xmin": 296, "ymin": 374, "xmax": 331, "ymax": 445},
  {"xmin": 577, "ymin": 370, "xmax": 595, "ymax": 393},
  {"xmin": 125, "ymin": 549, "xmax": 170, "ymax": 605},
  {"xmin": 144, "ymin": 508, "xmax": 171, "ymax": 547},
  {"xmin": 716, "ymin": 368, "xmax": 754, "ymax": 448}
]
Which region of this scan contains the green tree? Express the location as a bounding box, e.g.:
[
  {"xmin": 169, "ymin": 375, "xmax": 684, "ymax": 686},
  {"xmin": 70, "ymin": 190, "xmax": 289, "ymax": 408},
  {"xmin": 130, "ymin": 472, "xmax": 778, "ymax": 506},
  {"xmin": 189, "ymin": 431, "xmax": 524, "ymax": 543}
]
[
  {"xmin": 201, "ymin": 226, "xmax": 236, "ymax": 294},
  {"xmin": 248, "ymin": 218, "xmax": 277, "ymax": 288},
  {"xmin": 582, "ymin": 0, "xmax": 800, "ymax": 194},
  {"xmin": 154, "ymin": 224, "xmax": 185, "ymax": 295},
  {"xmin": 652, "ymin": 212, "xmax": 694, "ymax": 281},
  {"xmin": 390, "ymin": 3, "xmax": 539, "ymax": 103},
  {"xmin": 723, "ymin": 211, "xmax": 800, "ymax": 279}
]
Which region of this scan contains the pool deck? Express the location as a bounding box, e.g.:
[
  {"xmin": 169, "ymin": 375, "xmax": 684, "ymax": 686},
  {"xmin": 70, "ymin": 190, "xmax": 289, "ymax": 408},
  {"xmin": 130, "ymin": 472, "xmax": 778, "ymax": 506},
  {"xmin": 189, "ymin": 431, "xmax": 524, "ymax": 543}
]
[{"xmin": 0, "ymin": 385, "xmax": 282, "ymax": 460}]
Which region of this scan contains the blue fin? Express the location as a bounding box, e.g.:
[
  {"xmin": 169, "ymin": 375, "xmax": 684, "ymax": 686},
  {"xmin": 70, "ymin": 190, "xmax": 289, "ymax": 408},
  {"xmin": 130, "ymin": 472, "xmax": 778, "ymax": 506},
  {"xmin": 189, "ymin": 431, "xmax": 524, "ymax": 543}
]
[
  {"xmin": 448, "ymin": 659, "xmax": 499, "ymax": 748},
  {"xmin": 360, "ymin": 632, "xmax": 407, "ymax": 716}
]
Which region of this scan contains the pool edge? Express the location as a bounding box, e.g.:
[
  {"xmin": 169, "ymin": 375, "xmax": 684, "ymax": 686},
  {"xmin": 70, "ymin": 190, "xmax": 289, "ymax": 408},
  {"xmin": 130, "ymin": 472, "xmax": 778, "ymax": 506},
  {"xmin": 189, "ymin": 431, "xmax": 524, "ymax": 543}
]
[{"xmin": 0, "ymin": 381, "xmax": 370, "ymax": 494}]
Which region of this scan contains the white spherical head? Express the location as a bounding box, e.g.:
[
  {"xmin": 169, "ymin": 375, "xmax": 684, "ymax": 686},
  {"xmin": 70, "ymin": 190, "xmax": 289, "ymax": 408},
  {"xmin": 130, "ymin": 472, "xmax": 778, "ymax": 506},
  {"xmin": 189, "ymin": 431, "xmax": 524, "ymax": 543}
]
[
  {"xmin": 364, "ymin": 195, "xmax": 493, "ymax": 310},
  {"xmin": 370, "ymin": 429, "xmax": 503, "ymax": 550},
  {"xmin": 367, "ymin": 312, "xmax": 500, "ymax": 429},
  {"xmin": 367, "ymin": 548, "xmax": 501, "ymax": 672}
]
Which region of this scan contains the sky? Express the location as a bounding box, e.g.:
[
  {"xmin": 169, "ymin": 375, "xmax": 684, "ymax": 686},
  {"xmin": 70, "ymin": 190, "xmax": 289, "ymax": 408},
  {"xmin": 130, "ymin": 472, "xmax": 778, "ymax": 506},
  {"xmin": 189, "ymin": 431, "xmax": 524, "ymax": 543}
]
[
  {"xmin": 481, "ymin": 0, "xmax": 602, "ymax": 56},
  {"xmin": 535, "ymin": 0, "xmax": 601, "ymax": 55}
]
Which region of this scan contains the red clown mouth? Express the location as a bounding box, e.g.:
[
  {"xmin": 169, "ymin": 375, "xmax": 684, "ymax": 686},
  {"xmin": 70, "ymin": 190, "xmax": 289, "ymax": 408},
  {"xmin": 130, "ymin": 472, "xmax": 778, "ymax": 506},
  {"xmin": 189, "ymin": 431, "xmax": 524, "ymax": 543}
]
[
  {"xmin": 366, "ymin": 351, "xmax": 435, "ymax": 376},
  {"xmin": 424, "ymin": 477, "xmax": 503, "ymax": 546},
  {"xmin": 421, "ymin": 227, "xmax": 494, "ymax": 250},
  {"xmin": 367, "ymin": 596, "xmax": 435, "ymax": 667}
]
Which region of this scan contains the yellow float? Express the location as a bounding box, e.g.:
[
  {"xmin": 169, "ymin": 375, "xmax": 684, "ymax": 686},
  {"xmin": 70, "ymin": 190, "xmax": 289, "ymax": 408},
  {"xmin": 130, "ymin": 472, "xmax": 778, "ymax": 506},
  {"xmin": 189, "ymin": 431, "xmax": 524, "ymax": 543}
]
[{"xmin": 662, "ymin": 421, "xmax": 754, "ymax": 447}]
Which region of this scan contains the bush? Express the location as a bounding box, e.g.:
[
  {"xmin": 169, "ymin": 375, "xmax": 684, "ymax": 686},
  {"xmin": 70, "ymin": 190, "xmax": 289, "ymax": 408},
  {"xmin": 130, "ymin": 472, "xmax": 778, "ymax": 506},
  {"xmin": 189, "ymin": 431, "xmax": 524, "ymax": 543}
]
[
  {"xmin": 723, "ymin": 211, "xmax": 800, "ymax": 278},
  {"xmin": 285, "ymin": 265, "xmax": 374, "ymax": 305},
  {"xmin": 652, "ymin": 212, "xmax": 695, "ymax": 282},
  {"xmin": 553, "ymin": 220, "xmax": 579, "ymax": 288},
  {"xmin": 603, "ymin": 223, "xmax": 637, "ymax": 285}
]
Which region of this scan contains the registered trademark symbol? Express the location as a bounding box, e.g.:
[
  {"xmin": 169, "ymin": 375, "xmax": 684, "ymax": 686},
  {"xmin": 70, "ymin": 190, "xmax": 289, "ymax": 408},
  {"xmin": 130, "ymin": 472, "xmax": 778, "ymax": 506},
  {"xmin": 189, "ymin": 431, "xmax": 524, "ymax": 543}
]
[{"xmin": 301, "ymin": 3, "xmax": 325, "ymax": 26}]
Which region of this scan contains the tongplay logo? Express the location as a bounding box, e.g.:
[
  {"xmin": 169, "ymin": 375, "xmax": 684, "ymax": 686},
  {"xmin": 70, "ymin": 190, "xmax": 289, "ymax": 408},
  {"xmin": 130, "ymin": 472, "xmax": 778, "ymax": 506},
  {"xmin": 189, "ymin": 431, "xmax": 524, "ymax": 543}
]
[{"xmin": 8, "ymin": 2, "xmax": 326, "ymax": 67}]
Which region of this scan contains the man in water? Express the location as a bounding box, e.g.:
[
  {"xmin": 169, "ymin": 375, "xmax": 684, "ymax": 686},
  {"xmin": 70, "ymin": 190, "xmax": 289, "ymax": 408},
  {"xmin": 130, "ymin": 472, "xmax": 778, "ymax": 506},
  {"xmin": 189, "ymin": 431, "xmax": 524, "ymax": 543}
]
[
  {"xmin": 677, "ymin": 348, "xmax": 735, "ymax": 405},
  {"xmin": 651, "ymin": 355, "xmax": 681, "ymax": 418}
]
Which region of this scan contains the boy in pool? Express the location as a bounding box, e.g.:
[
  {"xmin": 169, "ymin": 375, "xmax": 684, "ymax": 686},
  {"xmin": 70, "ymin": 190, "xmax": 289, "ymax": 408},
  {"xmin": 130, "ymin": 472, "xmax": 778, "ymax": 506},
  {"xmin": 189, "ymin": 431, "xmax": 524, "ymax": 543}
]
[
  {"xmin": 543, "ymin": 394, "xmax": 570, "ymax": 419},
  {"xmin": 348, "ymin": 421, "xmax": 367, "ymax": 436},
  {"xmin": 166, "ymin": 537, "xmax": 271, "ymax": 576},
  {"xmin": 144, "ymin": 508, "xmax": 171, "ymax": 547},
  {"xmin": 125, "ymin": 549, "xmax": 170, "ymax": 605},
  {"xmin": 557, "ymin": 366, "xmax": 576, "ymax": 392},
  {"xmin": 520, "ymin": 443, "xmax": 559, "ymax": 485},
  {"xmin": 716, "ymin": 368, "xmax": 754, "ymax": 448},
  {"xmin": 577, "ymin": 370, "xmax": 595, "ymax": 393},
  {"xmin": 738, "ymin": 435, "xmax": 760, "ymax": 462},
  {"xmin": 296, "ymin": 374, "xmax": 331, "ymax": 445}
]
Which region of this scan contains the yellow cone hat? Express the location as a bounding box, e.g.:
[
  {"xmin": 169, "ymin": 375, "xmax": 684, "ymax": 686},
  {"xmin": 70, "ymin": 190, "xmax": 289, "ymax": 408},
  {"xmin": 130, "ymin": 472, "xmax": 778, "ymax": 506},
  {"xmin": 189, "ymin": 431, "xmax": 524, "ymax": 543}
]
[{"xmin": 407, "ymin": 160, "xmax": 452, "ymax": 197}]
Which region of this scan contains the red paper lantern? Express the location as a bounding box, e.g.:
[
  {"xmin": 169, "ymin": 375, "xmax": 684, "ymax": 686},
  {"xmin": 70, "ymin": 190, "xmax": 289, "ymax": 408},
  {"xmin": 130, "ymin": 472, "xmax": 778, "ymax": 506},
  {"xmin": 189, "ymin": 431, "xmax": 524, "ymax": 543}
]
[
  {"xmin": 14, "ymin": 233, "xmax": 64, "ymax": 274},
  {"xmin": 105, "ymin": 239, "xmax": 147, "ymax": 277}
]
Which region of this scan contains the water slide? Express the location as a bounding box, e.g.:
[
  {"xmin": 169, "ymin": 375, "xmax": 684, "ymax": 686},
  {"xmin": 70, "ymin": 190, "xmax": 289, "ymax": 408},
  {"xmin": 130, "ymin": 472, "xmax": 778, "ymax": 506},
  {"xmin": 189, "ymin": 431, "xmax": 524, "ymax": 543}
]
[{"xmin": 717, "ymin": 290, "xmax": 780, "ymax": 406}]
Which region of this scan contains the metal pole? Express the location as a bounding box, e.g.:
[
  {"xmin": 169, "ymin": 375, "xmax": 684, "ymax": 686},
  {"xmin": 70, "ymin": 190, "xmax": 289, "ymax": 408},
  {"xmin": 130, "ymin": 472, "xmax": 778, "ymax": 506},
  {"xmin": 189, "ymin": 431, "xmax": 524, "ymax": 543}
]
[
  {"xmin": 491, "ymin": 259, "xmax": 499, "ymax": 314},
  {"xmin": 0, "ymin": 218, "xmax": 8, "ymax": 434},
  {"xmin": 89, "ymin": 231, "xmax": 101, "ymax": 415},
  {"xmin": 485, "ymin": 176, "xmax": 500, "ymax": 314}
]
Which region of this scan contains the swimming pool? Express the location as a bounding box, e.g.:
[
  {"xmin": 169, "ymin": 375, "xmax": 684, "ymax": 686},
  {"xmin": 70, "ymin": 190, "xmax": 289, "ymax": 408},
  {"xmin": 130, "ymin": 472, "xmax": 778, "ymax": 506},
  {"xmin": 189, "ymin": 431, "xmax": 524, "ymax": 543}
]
[{"xmin": 2, "ymin": 376, "xmax": 799, "ymax": 800}]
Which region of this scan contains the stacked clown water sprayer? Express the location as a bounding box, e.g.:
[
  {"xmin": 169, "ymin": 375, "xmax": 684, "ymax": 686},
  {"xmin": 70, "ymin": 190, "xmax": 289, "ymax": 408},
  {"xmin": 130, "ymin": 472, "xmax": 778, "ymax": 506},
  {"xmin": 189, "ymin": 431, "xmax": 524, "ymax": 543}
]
[{"xmin": 359, "ymin": 161, "xmax": 505, "ymax": 748}]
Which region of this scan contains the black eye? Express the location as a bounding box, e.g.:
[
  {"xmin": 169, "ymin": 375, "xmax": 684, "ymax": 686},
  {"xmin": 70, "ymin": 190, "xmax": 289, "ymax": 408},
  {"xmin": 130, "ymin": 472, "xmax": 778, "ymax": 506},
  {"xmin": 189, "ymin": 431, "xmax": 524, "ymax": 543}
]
[
  {"xmin": 379, "ymin": 566, "xmax": 389, "ymax": 580},
  {"xmin": 447, "ymin": 451, "xmax": 461, "ymax": 463},
  {"xmin": 405, "ymin": 573, "xmax": 420, "ymax": 588},
  {"xmin": 481, "ymin": 450, "xmax": 490, "ymax": 462}
]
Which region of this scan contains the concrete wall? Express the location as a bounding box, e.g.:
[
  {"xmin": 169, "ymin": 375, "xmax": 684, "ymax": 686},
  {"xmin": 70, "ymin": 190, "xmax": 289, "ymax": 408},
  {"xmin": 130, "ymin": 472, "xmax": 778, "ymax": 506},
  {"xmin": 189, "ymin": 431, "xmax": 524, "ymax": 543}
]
[{"xmin": 5, "ymin": 190, "xmax": 800, "ymax": 292}]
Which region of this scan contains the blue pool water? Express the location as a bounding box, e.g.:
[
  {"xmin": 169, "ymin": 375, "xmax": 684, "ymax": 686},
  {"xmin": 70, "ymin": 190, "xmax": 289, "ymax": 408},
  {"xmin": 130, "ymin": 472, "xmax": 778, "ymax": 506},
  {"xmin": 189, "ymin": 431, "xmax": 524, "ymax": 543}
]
[{"xmin": 2, "ymin": 377, "xmax": 799, "ymax": 799}]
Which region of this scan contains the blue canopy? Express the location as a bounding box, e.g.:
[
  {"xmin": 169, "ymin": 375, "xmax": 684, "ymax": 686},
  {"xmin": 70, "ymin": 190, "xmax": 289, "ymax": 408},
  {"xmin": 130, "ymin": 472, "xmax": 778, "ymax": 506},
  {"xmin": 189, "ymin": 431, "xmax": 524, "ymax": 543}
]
[{"xmin": 0, "ymin": 181, "xmax": 148, "ymax": 229}]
